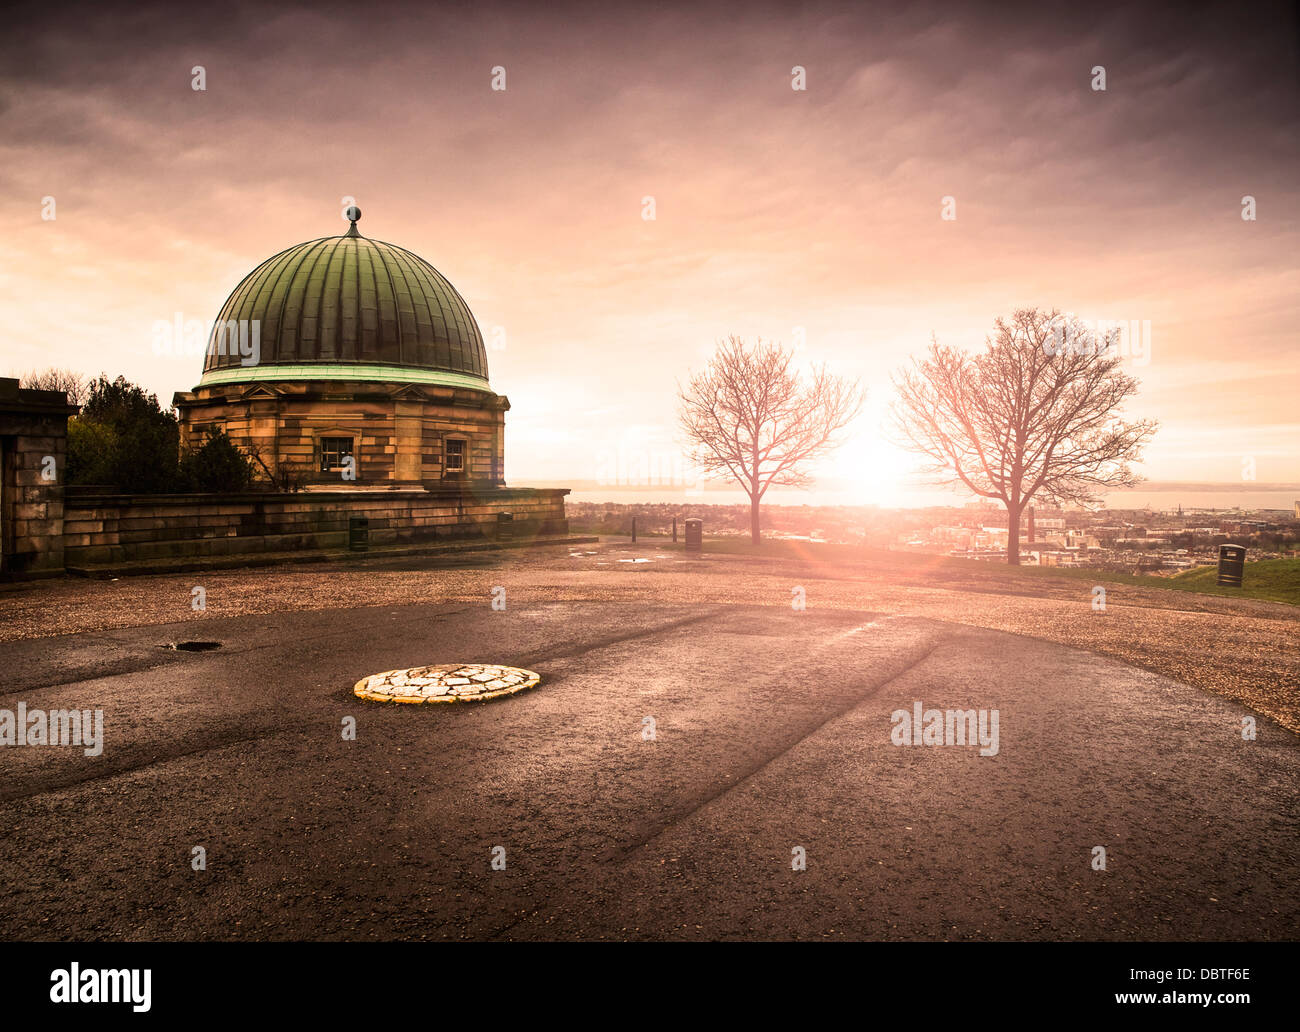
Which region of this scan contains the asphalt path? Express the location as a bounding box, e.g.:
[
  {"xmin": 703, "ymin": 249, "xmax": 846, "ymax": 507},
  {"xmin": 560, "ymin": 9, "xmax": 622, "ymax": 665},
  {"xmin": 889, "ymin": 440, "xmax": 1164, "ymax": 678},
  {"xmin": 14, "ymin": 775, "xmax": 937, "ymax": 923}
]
[{"xmin": 1, "ymin": 590, "xmax": 1296, "ymax": 940}]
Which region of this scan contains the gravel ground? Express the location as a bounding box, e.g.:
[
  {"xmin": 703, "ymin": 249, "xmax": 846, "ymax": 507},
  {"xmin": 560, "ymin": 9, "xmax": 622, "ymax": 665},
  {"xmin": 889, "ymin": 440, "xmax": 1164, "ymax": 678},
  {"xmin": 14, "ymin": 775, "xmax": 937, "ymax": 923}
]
[
  {"xmin": 1, "ymin": 543, "xmax": 1297, "ymax": 941},
  {"xmin": 2, "ymin": 539, "xmax": 1297, "ymax": 732}
]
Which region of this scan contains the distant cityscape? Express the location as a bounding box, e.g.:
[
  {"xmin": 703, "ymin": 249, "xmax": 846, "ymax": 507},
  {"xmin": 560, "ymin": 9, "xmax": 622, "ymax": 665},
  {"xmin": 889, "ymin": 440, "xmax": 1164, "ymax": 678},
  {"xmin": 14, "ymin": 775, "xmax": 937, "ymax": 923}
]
[{"xmin": 567, "ymin": 500, "xmax": 1300, "ymax": 573}]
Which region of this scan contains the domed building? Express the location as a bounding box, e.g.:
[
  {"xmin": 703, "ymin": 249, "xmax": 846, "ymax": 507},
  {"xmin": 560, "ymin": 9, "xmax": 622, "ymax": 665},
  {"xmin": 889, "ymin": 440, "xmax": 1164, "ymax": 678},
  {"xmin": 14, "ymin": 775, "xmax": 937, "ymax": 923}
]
[
  {"xmin": 21, "ymin": 209, "xmax": 567, "ymax": 577},
  {"xmin": 174, "ymin": 208, "xmax": 507, "ymax": 490}
]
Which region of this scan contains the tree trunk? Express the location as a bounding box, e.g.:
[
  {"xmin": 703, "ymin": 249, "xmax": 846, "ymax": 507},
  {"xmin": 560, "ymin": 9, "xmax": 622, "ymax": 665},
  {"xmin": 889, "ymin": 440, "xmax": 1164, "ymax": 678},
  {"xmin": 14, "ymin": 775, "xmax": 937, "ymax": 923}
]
[
  {"xmin": 1006, "ymin": 501, "xmax": 1022, "ymax": 566},
  {"xmin": 750, "ymin": 493, "xmax": 761, "ymax": 544}
]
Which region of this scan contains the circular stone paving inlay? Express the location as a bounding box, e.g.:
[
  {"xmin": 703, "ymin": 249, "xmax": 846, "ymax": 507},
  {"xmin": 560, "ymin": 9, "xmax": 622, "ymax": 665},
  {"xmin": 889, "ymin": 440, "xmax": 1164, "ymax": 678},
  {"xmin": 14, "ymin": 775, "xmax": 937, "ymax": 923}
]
[{"xmin": 353, "ymin": 664, "xmax": 540, "ymax": 704}]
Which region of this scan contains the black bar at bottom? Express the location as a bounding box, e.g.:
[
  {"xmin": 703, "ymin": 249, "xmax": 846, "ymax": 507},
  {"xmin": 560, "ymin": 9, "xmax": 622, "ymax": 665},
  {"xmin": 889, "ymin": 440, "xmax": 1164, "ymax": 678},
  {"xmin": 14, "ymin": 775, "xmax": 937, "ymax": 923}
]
[{"xmin": 0, "ymin": 941, "xmax": 1283, "ymax": 1020}]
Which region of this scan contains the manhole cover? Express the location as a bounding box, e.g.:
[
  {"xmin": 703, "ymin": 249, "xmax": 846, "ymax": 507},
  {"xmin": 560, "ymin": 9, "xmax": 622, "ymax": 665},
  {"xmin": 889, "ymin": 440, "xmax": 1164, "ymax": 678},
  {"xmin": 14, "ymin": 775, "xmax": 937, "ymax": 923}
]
[
  {"xmin": 353, "ymin": 664, "xmax": 539, "ymax": 704},
  {"xmin": 160, "ymin": 641, "xmax": 222, "ymax": 652}
]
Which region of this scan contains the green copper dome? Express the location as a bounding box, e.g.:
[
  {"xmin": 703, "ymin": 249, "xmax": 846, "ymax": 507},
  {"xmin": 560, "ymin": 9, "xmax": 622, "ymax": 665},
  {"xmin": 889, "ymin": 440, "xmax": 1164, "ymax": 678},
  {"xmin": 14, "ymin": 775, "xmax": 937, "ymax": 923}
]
[{"xmin": 200, "ymin": 210, "xmax": 490, "ymax": 390}]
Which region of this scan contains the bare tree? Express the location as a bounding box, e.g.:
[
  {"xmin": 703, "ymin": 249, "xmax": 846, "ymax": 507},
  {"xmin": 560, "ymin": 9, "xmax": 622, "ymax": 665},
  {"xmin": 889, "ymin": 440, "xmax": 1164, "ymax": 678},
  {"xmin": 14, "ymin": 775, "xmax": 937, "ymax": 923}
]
[
  {"xmin": 892, "ymin": 307, "xmax": 1157, "ymax": 565},
  {"xmin": 679, "ymin": 335, "xmax": 865, "ymax": 543},
  {"xmin": 245, "ymin": 441, "xmax": 304, "ymax": 493},
  {"xmin": 19, "ymin": 367, "xmax": 89, "ymax": 405}
]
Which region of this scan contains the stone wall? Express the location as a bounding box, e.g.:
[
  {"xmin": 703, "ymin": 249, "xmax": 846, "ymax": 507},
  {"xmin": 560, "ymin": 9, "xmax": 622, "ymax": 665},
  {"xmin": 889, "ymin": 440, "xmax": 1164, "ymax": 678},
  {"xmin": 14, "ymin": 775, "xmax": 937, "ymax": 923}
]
[
  {"xmin": 63, "ymin": 486, "xmax": 569, "ymax": 567},
  {"xmin": 0, "ymin": 380, "xmax": 79, "ymax": 576}
]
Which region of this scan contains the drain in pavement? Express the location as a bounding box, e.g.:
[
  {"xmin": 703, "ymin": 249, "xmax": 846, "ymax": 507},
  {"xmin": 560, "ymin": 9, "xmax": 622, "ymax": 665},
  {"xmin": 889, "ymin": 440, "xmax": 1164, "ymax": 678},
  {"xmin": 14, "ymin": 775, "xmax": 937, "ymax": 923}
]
[
  {"xmin": 159, "ymin": 641, "xmax": 223, "ymax": 652},
  {"xmin": 354, "ymin": 663, "xmax": 539, "ymax": 704}
]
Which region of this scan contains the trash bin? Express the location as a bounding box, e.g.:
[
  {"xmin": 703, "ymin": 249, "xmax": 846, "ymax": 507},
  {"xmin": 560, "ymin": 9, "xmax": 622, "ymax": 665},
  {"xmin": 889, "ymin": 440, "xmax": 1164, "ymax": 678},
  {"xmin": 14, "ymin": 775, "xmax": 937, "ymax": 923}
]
[
  {"xmin": 348, "ymin": 516, "xmax": 369, "ymax": 552},
  {"xmin": 497, "ymin": 511, "xmax": 514, "ymax": 541},
  {"xmin": 1216, "ymin": 543, "xmax": 1246, "ymax": 587},
  {"xmin": 684, "ymin": 517, "xmax": 703, "ymax": 554}
]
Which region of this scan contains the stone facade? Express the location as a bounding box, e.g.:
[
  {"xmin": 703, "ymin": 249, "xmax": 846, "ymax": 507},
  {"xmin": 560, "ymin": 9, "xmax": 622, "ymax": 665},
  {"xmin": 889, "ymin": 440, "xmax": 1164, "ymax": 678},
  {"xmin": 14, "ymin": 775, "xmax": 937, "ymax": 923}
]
[
  {"xmin": 173, "ymin": 379, "xmax": 508, "ymax": 489},
  {"xmin": 62, "ymin": 485, "xmax": 569, "ymax": 568},
  {"xmin": 0, "ymin": 378, "xmax": 79, "ymax": 577}
]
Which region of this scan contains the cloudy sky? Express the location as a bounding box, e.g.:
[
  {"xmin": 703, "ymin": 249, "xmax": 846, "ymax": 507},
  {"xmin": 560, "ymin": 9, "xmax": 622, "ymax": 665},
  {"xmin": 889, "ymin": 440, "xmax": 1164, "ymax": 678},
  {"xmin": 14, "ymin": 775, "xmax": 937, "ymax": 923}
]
[{"xmin": 3, "ymin": 0, "xmax": 1296, "ymax": 504}]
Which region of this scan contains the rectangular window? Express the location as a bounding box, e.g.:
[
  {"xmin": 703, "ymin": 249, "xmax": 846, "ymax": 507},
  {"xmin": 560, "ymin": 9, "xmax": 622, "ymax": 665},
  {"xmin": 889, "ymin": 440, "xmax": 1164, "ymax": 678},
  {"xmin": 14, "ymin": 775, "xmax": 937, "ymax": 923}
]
[
  {"xmin": 320, "ymin": 436, "xmax": 354, "ymax": 473},
  {"xmin": 445, "ymin": 438, "xmax": 466, "ymax": 473}
]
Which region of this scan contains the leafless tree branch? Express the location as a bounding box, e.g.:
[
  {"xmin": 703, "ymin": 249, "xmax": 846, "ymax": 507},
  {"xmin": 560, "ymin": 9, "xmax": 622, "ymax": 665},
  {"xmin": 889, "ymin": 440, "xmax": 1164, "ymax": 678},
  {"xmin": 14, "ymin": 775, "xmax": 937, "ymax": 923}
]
[
  {"xmin": 678, "ymin": 335, "xmax": 865, "ymax": 542},
  {"xmin": 890, "ymin": 308, "xmax": 1157, "ymax": 564}
]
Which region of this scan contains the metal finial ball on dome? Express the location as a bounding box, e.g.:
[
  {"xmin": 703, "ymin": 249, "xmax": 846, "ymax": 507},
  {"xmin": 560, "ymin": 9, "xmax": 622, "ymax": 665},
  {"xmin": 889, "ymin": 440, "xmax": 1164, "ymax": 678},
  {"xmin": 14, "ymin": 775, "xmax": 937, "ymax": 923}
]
[{"xmin": 345, "ymin": 205, "xmax": 361, "ymax": 223}]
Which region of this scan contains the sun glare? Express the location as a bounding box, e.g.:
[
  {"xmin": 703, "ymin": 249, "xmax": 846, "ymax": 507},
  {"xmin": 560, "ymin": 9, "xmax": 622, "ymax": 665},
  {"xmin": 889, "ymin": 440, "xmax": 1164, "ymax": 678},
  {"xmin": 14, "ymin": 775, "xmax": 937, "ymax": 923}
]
[{"xmin": 830, "ymin": 428, "xmax": 919, "ymax": 507}]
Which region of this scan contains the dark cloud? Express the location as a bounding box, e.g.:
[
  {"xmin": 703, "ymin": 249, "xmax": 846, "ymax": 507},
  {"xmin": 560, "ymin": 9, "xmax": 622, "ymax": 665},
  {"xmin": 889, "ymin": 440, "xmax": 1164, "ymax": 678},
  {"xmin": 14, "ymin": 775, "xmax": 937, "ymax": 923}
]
[{"xmin": 3, "ymin": 0, "xmax": 1296, "ymax": 488}]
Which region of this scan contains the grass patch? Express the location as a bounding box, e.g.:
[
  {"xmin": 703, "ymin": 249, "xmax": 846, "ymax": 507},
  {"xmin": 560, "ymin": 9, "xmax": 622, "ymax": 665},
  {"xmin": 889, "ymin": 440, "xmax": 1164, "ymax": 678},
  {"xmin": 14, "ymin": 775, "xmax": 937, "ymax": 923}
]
[
  {"xmin": 1165, "ymin": 559, "xmax": 1300, "ymax": 606},
  {"xmin": 637, "ymin": 535, "xmax": 1300, "ymax": 606}
]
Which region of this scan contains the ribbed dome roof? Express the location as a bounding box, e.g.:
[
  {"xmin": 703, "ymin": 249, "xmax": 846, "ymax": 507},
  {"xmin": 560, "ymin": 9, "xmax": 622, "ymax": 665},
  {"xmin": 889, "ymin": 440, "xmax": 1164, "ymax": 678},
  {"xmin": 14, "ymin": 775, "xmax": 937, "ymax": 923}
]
[{"xmin": 201, "ymin": 210, "xmax": 489, "ymax": 388}]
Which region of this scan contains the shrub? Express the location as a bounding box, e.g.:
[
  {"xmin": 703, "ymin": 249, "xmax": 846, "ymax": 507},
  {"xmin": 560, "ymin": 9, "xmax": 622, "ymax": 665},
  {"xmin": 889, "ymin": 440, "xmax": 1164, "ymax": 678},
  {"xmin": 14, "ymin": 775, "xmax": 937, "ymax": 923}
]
[
  {"xmin": 179, "ymin": 428, "xmax": 255, "ymax": 492},
  {"xmin": 68, "ymin": 375, "xmax": 182, "ymax": 492},
  {"xmin": 62, "ymin": 374, "xmax": 258, "ymax": 494},
  {"xmin": 65, "ymin": 417, "xmax": 118, "ymax": 486}
]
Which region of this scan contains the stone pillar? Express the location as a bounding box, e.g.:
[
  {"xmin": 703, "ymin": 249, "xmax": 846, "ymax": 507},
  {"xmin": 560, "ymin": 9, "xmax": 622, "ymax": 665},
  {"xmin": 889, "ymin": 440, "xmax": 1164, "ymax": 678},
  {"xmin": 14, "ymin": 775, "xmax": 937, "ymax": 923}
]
[
  {"xmin": 393, "ymin": 400, "xmax": 424, "ymax": 485},
  {"xmin": 493, "ymin": 394, "xmax": 510, "ymax": 486},
  {"xmin": 0, "ymin": 378, "xmax": 79, "ymax": 577}
]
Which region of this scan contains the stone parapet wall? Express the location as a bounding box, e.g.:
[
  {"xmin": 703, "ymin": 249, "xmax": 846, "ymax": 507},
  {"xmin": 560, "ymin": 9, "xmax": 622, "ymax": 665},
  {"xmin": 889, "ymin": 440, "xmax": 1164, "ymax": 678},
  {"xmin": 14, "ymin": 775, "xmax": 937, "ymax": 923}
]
[{"xmin": 63, "ymin": 486, "xmax": 569, "ymax": 566}]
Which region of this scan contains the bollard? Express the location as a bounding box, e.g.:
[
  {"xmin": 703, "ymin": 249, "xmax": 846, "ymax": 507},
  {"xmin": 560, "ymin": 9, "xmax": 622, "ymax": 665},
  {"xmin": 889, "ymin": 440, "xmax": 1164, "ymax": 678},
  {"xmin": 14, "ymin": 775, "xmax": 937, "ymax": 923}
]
[
  {"xmin": 348, "ymin": 516, "xmax": 369, "ymax": 552},
  {"xmin": 1216, "ymin": 543, "xmax": 1246, "ymax": 587},
  {"xmin": 631, "ymin": 516, "xmax": 636, "ymax": 544},
  {"xmin": 672, "ymin": 517, "xmax": 677, "ymax": 543},
  {"xmin": 685, "ymin": 517, "xmax": 702, "ymax": 554}
]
